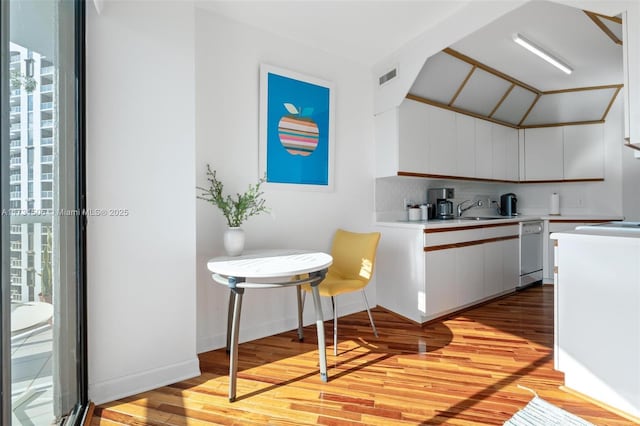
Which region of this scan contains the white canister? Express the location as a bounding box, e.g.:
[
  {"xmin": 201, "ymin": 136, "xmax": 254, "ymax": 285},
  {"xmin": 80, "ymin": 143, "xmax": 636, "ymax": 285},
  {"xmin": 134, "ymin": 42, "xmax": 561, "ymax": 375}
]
[
  {"xmin": 420, "ymin": 205, "xmax": 429, "ymax": 220},
  {"xmin": 550, "ymin": 193, "xmax": 560, "ymax": 215},
  {"xmin": 408, "ymin": 208, "xmax": 421, "ymax": 221}
]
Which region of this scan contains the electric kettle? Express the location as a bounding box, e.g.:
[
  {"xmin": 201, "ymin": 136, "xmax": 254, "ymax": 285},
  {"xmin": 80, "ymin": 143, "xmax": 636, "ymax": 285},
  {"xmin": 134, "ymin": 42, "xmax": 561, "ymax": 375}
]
[{"xmin": 500, "ymin": 193, "xmax": 517, "ymax": 216}]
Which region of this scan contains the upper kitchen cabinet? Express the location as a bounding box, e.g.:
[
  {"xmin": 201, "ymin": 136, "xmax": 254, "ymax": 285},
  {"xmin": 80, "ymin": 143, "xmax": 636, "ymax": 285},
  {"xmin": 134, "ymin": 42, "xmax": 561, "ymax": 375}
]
[
  {"xmin": 523, "ymin": 124, "xmax": 604, "ymax": 182},
  {"xmin": 375, "ymin": 98, "xmax": 518, "ymax": 181},
  {"xmin": 523, "ymin": 127, "xmax": 564, "ymax": 181},
  {"xmin": 623, "ymin": 6, "xmax": 640, "ymax": 150}
]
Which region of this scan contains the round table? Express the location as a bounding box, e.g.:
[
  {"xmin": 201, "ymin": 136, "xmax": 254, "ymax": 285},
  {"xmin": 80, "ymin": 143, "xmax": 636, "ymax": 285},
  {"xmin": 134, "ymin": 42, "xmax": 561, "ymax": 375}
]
[{"xmin": 207, "ymin": 249, "xmax": 333, "ymax": 402}]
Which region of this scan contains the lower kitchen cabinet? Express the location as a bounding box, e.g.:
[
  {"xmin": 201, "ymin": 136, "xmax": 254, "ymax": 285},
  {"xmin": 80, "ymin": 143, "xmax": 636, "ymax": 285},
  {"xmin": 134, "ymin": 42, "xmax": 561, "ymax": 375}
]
[{"xmin": 377, "ymin": 223, "xmax": 519, "ymax": 323}]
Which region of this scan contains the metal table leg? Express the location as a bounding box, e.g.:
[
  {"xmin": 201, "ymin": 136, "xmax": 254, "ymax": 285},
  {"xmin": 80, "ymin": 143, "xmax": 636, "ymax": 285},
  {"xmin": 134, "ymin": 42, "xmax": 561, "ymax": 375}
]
[
  {"xmin": 296, "ymin": 285, "xmax": 304, "ymax": 341},
  {"xmin": 310, "ymin": 283, "xmax": 328, "ymax": 382},
  {"xmin": 226, "ymin": 291, "xmax": 235, "ymax": 353},
  {"xmin": 228, "ymin": 287, "xmax": 244, "ymax": 402}
]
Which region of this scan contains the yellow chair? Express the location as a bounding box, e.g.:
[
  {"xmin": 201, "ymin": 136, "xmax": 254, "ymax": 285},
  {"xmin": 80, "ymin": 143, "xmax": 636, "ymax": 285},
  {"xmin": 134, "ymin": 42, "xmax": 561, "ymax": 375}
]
[{"xmin": 300, "ymin": 229, "xmax": 381, "ymax": 355}]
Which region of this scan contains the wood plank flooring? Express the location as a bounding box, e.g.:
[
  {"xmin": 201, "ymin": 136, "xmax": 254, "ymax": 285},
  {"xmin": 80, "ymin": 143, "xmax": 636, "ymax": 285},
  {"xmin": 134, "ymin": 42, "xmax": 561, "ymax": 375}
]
[{"xmin": 92, "ymin": 286, "xmax": 632, "ymax": 425}]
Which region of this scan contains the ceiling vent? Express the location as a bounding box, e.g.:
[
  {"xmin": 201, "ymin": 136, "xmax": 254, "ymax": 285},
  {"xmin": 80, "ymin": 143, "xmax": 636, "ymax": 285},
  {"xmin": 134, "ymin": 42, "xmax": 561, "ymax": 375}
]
[{"xmin": 379, "ymin": 66, "xmax": 398, "ymax": 86}]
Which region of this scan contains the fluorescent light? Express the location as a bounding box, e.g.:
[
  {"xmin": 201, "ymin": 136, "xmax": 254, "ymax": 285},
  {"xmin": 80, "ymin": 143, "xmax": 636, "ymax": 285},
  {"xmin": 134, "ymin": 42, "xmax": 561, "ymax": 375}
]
[{"xmin": 513, "ymin": 33, "xmax": 573, "ymax": 75}]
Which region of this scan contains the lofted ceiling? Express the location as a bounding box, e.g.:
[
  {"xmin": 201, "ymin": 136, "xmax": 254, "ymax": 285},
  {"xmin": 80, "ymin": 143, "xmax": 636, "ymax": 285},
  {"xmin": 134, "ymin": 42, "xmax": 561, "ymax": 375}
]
[{"xmin": 409, "ymin": 1, "xmax": 624, "ymax": 128}]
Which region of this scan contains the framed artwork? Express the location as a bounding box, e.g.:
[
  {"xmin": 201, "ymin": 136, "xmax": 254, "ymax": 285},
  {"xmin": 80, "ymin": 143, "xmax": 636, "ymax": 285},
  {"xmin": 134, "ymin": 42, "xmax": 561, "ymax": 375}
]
[{"xmin": 259, "ymin": 64, "xmax": 335, "ymax": 191}]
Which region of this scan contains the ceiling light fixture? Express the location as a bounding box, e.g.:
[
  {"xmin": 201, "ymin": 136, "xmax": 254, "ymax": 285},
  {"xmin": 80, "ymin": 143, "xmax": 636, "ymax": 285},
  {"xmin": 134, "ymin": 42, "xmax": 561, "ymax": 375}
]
[{"xmin": 513, "ymin": 33, "xmax": 573, "ymax": 75}]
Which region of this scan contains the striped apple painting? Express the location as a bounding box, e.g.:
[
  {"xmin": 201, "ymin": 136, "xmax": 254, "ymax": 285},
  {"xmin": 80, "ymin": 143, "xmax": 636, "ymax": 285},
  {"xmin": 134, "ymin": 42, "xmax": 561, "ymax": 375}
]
[
  {"xmin": 278, "ymin": 103, "xmax": 319, "ymax": 156},
  {"xmin": 263, "ymin": 68, "xmax": 332, "ymax": 186}
]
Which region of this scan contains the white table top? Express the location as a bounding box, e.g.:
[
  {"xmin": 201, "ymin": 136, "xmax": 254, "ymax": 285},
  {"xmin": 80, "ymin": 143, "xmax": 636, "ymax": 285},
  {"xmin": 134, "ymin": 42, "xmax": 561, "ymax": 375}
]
[{"xmin": 207, "ymin": 249, "xmax": 333, "ymax": 280}]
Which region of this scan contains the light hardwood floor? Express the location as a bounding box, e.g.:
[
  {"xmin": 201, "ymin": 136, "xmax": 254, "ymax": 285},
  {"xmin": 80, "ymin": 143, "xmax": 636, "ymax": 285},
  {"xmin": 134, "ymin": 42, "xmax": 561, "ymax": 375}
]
[{"xmin": 92, "ymin": 286, "xmax": 631, "ymax": 425}]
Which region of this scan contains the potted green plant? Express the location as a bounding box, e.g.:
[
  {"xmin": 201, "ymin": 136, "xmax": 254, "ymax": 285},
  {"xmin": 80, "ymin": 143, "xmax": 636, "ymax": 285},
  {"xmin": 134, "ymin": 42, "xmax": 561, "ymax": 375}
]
[{"xmin": 197, "ymin": 164, "xmax": 268, "ymax": 256}]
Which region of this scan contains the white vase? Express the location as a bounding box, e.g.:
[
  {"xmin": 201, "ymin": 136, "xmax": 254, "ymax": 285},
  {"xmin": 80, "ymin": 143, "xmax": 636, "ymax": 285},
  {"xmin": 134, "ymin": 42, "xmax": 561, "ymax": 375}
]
[{"xmin": 223, "ymin": 227, "xmax": 245, "ymax": 256}]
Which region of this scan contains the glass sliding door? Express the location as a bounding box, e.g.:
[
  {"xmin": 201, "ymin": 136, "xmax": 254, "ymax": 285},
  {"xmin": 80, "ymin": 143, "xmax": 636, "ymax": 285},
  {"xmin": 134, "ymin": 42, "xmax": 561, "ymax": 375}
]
[{"xmin": 1, "ymin": 0, "xmax": 87, "ymax": 424}]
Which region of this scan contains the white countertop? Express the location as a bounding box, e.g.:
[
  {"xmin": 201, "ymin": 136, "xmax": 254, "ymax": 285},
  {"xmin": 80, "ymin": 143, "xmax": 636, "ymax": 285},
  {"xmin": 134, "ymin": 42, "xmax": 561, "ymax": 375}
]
[
  {"xmin": 551, "ymin": 226, "xmax": 640, "ymax": 240},
  {"xmin": 376, "ymin": 214, "xmax": 623, "ymax": 230}
]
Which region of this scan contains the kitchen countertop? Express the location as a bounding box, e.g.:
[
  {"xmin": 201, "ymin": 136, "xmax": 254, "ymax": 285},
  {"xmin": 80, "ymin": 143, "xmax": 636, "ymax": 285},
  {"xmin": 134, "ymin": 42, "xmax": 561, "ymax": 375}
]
[{"xmin": 376, "ymin": 214, "xmax": 623, "ymax": 230}]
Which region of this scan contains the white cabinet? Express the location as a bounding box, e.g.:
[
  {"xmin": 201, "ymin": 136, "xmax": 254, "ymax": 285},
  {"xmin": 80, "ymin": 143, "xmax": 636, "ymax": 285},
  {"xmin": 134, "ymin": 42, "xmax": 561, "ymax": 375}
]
[
  {"xmin": 397, "ymin": 100, "xmax": 429, "ymax": 174},
  {"xmin": 375, "ymin": 99, "xmax": 519, "ymax": 181},
  {"xmin": 524, "ymin": 127, "xmax": 564, "ymax": 181},
  {"xmin": 563, "ymin": 124, "xmax": 604, "ymax": 179},
  {"xmin": 492, "ymin": 124, "xmax": 519, "ymax": 181},
  {"xmin": 456, "ymin": 245, "xmax": 485, "ymax": 306},
  {"xmin": 425, "ymin": 249, "xmax": 457, "ymax": 317},
  {"xmin": 455, "ymin": 114, "xmax": 476, "ymax": 177},
  {"xmin": 524, "ymin": 125, "xmax": 604, "ymax": 182},
  {"xmin": 483, "ymin": 241, "xmax": 504, "ymax": 297},
  {"xmin": 475, "ymin": 120, "xmax": 493, "ymax": 179},
  {"xmin": 427, "ymin": 106, "xmax": 457, "ymax": 175},
  {"xmin": 623, "ymin": 7, "xmax": 640, "ymax": 148}
]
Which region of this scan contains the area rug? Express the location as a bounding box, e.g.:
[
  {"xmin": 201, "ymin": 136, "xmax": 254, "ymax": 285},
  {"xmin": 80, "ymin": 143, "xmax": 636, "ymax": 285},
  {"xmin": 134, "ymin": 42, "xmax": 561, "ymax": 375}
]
[{"xmin": 505, "ymin": 386, "xmax": 595, "ymax": 425}]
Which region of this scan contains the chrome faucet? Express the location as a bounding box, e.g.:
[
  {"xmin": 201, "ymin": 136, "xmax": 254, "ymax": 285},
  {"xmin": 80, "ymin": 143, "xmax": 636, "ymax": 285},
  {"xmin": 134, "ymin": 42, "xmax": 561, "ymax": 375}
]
[{"xmin": 457, "ymin": 199, "xmax": 483, "ymax": 217}]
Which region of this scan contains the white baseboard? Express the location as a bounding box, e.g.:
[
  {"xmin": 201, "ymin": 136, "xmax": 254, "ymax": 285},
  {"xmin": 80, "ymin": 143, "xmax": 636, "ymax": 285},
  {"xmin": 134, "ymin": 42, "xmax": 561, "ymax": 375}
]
[
  {"xmin": 197, "ymin": 299, "xmax": 367, "ymax": 354},
  {"xmin": 89, "ymin": 357, "xmax": 201, "ymax": 405}
]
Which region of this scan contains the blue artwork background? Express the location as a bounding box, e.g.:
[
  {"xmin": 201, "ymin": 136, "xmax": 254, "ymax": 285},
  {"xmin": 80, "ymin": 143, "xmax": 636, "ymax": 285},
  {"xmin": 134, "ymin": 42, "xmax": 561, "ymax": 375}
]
[{"xmin": 266, "ymin": 72, "xmax": 330, "ymax": 185}]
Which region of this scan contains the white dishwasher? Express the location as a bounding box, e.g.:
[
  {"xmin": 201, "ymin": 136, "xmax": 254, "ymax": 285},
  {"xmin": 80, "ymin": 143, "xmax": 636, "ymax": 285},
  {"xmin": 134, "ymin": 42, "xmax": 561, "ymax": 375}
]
[{"xmin": 519, "ymin": 220, "xmax": 544, "ymax": 289}]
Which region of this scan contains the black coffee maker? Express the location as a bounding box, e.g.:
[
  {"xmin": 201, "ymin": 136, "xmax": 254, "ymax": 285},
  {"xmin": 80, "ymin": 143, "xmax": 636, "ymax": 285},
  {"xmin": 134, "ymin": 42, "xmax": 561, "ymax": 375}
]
[{"xmin": 500, "ymin": 193, "xmax": 517, "ymax": 216}]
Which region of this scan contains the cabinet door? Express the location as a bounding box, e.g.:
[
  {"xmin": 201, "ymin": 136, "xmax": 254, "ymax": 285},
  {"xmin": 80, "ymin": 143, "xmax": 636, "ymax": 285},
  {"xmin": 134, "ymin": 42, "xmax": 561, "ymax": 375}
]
[
  {"xmin": 502, "ymin": 238, "xmax": 519, "ymax": 292},
  {"xmin": 456, "ymin": 244, "xmax": 484, "ymax": 306},
  {"xmin": 505, "ymin": 128, "xmax": 519, "ymax": 181},
  {"xmin": 484, "ymin": 241, "xmax": 504, "ymax": 297},
  {"xmin": 398, "ymin": 100, "xmax": 429, "ymax": 174},
  {"xmin": 563, "ymin": 124, "xmax": 604, "ymax": 179},
  {"xmin": 475, "ymin": 120, "xmax": 493, "ymax": 179},
  {"xmin": 456, "ymin": 114, "xmax": 476, "ymax": 177},
  {"xmin": 623, "ymin": 8, "xmax": 640, "ymax": 146},
  {"xmin": 425, "ymin": 250, "xmax": 457, "ymax": 317},
  {"xmin": 492, "ymin": 124, "xmax": 508, "ymax": 180},
  {"xmin": 524, "ymin": 127, "xmax": 564, "ymax": 181},
  {"xmin": 427, "ymin": 106, "xmax": 457, "ymax": 175}
]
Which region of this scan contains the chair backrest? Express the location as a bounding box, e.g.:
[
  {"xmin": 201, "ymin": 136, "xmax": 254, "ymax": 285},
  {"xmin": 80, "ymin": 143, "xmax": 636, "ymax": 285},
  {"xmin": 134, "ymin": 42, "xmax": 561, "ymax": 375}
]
[{"xmin": 330, "ymin": 229, "xmax": 381, "ymax": 284}]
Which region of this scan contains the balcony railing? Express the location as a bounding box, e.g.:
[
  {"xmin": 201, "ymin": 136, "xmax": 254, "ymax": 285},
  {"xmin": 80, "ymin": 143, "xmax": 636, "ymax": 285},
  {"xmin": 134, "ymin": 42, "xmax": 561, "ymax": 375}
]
[
  {"xmin": 40, "ymin": 137, "xmax": 53, "ymax": 146},
  {"xmin": 10, "ymin": 260, "xmax": 21, "ymax": 268},
  {"xmin": 10, "ymin": 123, "xmax": 20, "ymax": 132},
  {"xmin": 41, "ymin": 173, "xmax": 53, "ymax": 181},
  {"xmin": 10, "ymin": 140, "xmax": 21, "ymax": 149},
  {"xmin": 10, "ymin": 55, "xmax": 20, "ymax": 64},
  {"xmin": 10, "ymin": 89, "xmax": 20, "ymax": 97},
  {"xmin": 10, "ymin": 243, "xmax": 21, "ymax": 251},
  {"xmin": 10, "ymin": 175, "xmax": 21, "ymax": 183},
  {"xmin": 40, "ymin": 84, "xmax": 53, "ymax": 93},
  {"xmin": 10, "ymin": 106, "xmax": 20, "ymax": 113},
  {"xmin": 41, "ymin": 191, "xmax": 53, "ymax": 199},
  {"xmin": 41, "ymin": 102, "xmax": 53, "ymax": 110},
  {"xmin": 10, "ymin": 157, "xmax": 21, "ymax": 166},
  {"xmin": 40, "ymin": 66, "xmax": 54, "ymax": 75},
  {"xmin": 10, "ymin": 277, "xmax": 21, "ymax": 285},
  {"xmin": 10, "ymin": 192, "xmax": 21, "ymax": 199},
  {"xmin": 41, "ymin": 120, "xmax": 54, "ymax": 128},
  {"xmin": 41, "ymin": 155, "xmax": 53, "ymax": 163}
]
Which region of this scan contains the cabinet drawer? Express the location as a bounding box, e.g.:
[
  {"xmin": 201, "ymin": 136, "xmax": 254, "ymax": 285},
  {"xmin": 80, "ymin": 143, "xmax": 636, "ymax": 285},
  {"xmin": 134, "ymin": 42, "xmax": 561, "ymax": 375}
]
[{"xmin": 424, "ymin": 223, "xmax": 519, "ymax": 249}]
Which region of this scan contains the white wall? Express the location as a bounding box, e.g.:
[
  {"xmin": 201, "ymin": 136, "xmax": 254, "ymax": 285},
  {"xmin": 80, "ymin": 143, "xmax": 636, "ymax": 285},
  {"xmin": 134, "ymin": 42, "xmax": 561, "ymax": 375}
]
[
  {"xmin": 195, "ymin": 10, "xmax": 375, "ymax": 353},
  {"xmin": 86, "ymin": 1, "xmax": 198, "ymax": 404}
]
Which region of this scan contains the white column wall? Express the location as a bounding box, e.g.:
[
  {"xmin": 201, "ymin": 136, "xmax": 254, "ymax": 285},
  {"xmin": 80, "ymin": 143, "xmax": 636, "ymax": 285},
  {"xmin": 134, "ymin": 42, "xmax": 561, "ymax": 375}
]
[{"xmin": 86, "ymin": 1, "xmax": 198, "ymax": 404}]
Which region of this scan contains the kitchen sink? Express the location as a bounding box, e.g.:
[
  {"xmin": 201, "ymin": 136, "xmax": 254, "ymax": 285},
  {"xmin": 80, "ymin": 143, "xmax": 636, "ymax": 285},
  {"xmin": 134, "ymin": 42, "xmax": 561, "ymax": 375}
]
[{"xmin": 460, "ymin": 216, "xmax": 508, "ymax": 221}]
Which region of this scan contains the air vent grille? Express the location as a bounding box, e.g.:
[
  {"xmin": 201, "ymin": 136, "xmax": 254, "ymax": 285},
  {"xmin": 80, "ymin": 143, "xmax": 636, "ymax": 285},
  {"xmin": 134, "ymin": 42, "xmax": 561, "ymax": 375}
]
[{"xmin": 379, "ymin": 67, "xmax": 398, "ymax": 86}]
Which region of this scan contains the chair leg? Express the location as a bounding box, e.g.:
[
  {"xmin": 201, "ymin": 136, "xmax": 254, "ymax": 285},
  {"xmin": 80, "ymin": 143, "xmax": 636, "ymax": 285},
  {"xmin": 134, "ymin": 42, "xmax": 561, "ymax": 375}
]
[
  {"xmin": 331, "ymin": 296, "xmax": 337, "ymax": 356},
  {"xmin": 361, "ymin": 290, "xmax": 378, "ymax": 338}
]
